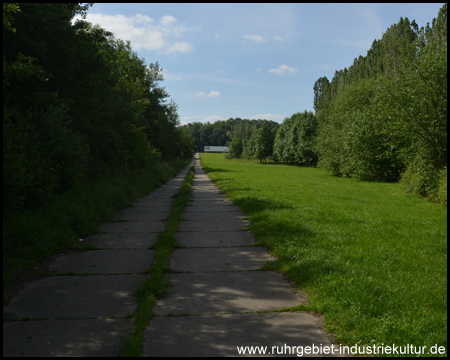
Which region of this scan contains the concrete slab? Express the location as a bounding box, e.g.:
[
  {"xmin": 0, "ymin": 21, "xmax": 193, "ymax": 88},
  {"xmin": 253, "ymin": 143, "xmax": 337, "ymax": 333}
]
[
  {"xmin": 114, "ymin": 211, "xmax": 168, "ymax": 221},
  {"xmin": 190, "ymin": 196, "xmax": 231, "ymax": 203},
  {"xmin": 191, "ymin": 190, "xmax": 222, "ymax": 195},
  {"xmin": 186, "ymin": 199, "xmax": 235, "ymax": 205},
  {"xmin": 184, "ymin": 204, "xmax": 242, "ymax": 212},
  {"xmin": 191, "ymin": 187, "xmax": 225, "ymax": 191},
  {"xmin": 4, "ymin": 275, "xmax": 147, "ymax": 319},
  {"xmin": 47, "ymin": 250, "xmax": 154, "ymax": 274},
  {"xmin": 189, "ymin": 195, "xmax": 231, "ymax": 201},
  {"xmin": 176, "ymin": 231, "xmax": 257, "ymax": 248},
  {"xmin": 98, "ymin": 221, "xmax": 165, "ymax": 233},
  {"xmin": 153, "ymin": 272, "xmax": 302, "ymax": 315},
  {"xmin": 143, "ymin": 312, "xmax": 338, "ymax": 357},
  {"xmin": 170, "ymin": 248, "xmax": 273, "ymax": 272},
  {"xmin": 84, "ymin": 233, "xmax": 158, "ymax": 248},
  {"xmin": 131, "ymin": 199, "xmax": 173, "ymax": 207},
  {"xmin": 3, "ymin": 318, "xmax": 134, "ymax": 357},
  {"xmin": 192, "ymin": 183, "xmax": 220, "ymax": 187},
  {"xmin": 116, "ymin": 205, "xmax": 172, "ymax": 214},
  {"xmin": 178, "ymin": 220, "xmax": 249, "ymax": 232},
  {"xmin": 144, "ymin": 189, "xmax": 178, "ymax": 197},
  {"xmin": 182, "ymin": 211, "xmax": 247, "ymax": 220}
]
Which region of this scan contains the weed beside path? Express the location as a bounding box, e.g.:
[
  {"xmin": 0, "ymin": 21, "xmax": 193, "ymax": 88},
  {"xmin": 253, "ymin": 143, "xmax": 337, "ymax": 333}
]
[
  {"xmin": 120, "ymin": 163, "xmax": 195, "ymax": 357},
  {"xmin": 200, "ymin": 153, "xmax": 447, "ymax": 357}
]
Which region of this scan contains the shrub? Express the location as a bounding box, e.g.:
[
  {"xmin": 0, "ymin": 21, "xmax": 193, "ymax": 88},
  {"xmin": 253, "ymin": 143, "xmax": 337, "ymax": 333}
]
[
  {"xmin": 400, "ymin": 158, "xmax": 443, "ymax": 202},
  {"xmin": 227, "ymin": 136, "xmax": 243, "ymax": 159},
  {"xmin": 437, "ymin": 167, "xmax": 447, "ymax": 207}
]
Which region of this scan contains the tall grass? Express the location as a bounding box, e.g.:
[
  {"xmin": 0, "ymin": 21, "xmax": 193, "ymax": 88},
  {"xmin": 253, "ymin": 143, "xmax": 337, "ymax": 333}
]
[
  {"xmin": 3, "ymin": 158, "xmax": 190, "ymax": 303},
  {"xmin": 200, "ymin": 153, "xmax": 447, "ymax": 356}
]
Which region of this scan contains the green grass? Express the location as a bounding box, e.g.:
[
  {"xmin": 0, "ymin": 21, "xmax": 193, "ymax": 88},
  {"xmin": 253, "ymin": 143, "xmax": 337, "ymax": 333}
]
[
  {"xmin": 120, "ymin": 164, "xmax": 195, "ymax": 357},
  {"xmin": 200, "ymin": 153, "xmax": 447, "ymax": 356}
]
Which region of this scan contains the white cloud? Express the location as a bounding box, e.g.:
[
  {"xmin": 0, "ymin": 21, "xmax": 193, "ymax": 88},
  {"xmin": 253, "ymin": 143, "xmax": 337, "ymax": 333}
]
[
  {"xmin": 251, "ymin": 113, "xmax": 285, "ymax": 121},
  {"xmin": 133, "ymin": 14, "xmax": 154, "ymax": 25},
  {"xmin": 190, "ymin": 91, "xmax": 221, "ymax": 98},
  {"xmin": 160, "ymin": 15, "xmax": 177, "ymax": 26},
  {"xmin": 77, "ymin": 13, "xmax": 194, "ymax": 54},
  {"xmin": 243, "ymin": 34, "xmax": 266, "ymax": 43},
  {"xmin": 162, "ymin": 41, "xmax": 194, "ymax": 55},
  {"xmin": 162, "ymin": 69, "xmax": 183, "ymax": 81},
  {"xmin": 181, "ymin": 115, "xmax": 223, "ymax": 124},
  {"xmin": 269, "ymin": 64, "xmax": 298, "ymax": 75},
  {"xmin": 272, "ymin": 35, "xmax": 284, "ymax": 41},
  {"xmin": 204, "ymin": 115, "xmax": 223, "ymax": 122}
]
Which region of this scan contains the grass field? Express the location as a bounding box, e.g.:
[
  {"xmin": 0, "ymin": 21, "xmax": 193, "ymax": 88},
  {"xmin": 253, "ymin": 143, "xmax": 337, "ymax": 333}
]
[{"xmin": 200, "ymin": 153, "xmax": 447, "ymax": 356}]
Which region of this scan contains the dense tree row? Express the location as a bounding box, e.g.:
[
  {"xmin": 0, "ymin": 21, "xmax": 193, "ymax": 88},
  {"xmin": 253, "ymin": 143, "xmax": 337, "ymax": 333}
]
[
  {"xmin": 273, "ymin": 111, "xmax": 318, "ymax": 166},
  {"xmin": 3, "ymin": 3, "xmax": 192, "ymax": 212},
  {"xmin": 180, "ymin": 118, "xmax": 280, "ymax": 157},
  {"xmin": 312, "ymin": 4, "xmax": 447, "ymax": 204},
  {"xmin": 182, "ymin": 113, "xmax": 318, "ymax": 165}
]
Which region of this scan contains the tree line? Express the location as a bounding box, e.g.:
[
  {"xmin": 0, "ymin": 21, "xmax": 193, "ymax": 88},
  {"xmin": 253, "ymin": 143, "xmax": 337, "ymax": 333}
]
[
  {"xmin": 313, "ymin": 4, "xmax": 446, "ymax": 204},
  {"xmin": 181, "ymin": 113, "xmax": 318, "ymax": 165},
  {"xmin": 182, "ymin": 5, "xmax": 447, "ymax": 205},
  {"xmin": 181, "ymin": 118, "xmax": 280, "ymax": 159},
  {"xmin": 3, "ymin": 3, "xmax": 193, "ymax": 212}
]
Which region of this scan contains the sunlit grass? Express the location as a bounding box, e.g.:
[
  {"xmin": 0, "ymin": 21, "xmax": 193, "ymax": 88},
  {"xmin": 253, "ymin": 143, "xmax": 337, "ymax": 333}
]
[{"xmin": 200, "ymin": 153, "xmax": 447, "ymax": 356}]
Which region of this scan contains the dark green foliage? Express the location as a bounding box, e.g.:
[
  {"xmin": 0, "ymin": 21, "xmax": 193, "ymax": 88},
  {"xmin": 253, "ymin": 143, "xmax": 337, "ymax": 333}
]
[
  {"xmin": 315, "ymin": 79, "xmax": 403, "ymax": 181},
  {"xmin": 437, "ymin": 167, "xmax": 447, "ymax": 207},
  {"xmin": 3, "ymin": 105, "xmax": 89, "ymax": 210},
  {"xmin": 227, "ymin": 136, "xmax": 244, "ymax": 159},
  {"xmin": 273, "ymin": 111, "xmax": 318, "ymax": 166},
  {"xmin": 250, "ymin": 122, "xmax": 275, "ymax": 163}
]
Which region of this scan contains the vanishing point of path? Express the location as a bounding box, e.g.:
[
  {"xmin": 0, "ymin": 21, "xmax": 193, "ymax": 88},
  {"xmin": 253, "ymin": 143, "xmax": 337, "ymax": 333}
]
[{"xmin": 4, "ymin": 154, "xmax": 338, "ymax": 357}]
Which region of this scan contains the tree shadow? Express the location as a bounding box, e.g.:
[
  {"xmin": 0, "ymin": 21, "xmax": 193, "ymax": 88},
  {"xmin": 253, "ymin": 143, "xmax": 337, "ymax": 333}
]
[
  {"xmin": 232, "ymin": 196, "xmax": 293, "ymax": 214},
  {"xmin": 202, "ymin": 166, "xmax": 239, "ymax": 173},
  {"xmin": 228, "ymin": 195, "xmax": 344, "ymax": 287}
]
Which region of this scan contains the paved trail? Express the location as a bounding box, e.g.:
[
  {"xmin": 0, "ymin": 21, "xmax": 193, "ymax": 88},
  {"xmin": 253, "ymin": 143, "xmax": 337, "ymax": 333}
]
[
  {"xmin": 142, "ymin": 155, "xmax": 338, "ymax": 357},
  {"xmin": 3, "ymin": 154, "xmax": 338, "ymax": 357},
  {"xmin": 3, "ymin": 160, "xmax": 194, "ymax": 357}
]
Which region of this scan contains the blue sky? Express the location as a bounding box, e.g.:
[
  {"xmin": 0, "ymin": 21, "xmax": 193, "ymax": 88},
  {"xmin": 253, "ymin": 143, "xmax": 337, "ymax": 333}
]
[{"xmin": 78, "ymin": 3, "xmax": 444, "ymax": 125}]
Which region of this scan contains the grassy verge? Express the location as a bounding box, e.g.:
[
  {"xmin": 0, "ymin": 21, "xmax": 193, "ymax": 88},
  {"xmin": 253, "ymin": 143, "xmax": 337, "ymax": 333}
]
[
  {"xmin": 120, "ymin": 163, "xmax": 195, "ymax": 357},
  {"xmin": 3, "ymin": 158, "xmax": 190, "ymax": 304},
  {"xmin": 200, "ymin": 153, "xmax": 447, "ymax": 357}
]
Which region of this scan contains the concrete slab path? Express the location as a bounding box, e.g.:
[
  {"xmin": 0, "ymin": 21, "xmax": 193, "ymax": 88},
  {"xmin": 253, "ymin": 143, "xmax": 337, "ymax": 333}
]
[
  {"xmin": 3, "ymin": 160, "xmax": 194, "ymax": 357},
  {"xmin": 142, "ymin": 154, "xmax": 340, "ymax": 357},
  {"xmin": 4, "ymin": 154, "xmax": 341, "ymax": 357}
]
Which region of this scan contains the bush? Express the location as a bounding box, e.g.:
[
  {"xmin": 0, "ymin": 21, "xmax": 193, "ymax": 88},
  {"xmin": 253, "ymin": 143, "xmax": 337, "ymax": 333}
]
[
  {"xmin": 3, "ymin": 105, "xmax": 89, "ymax": 211},
  {"xmin": 400, "ymin": 158, "xmax": 444, "ymax": 203},
  {"xmin": 227, "ymin": 137, "xmax": 243, "ymax": 159},
  {"xmin": 437, "ymin": 167, "xmax": 447, "ymax": 207}
]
